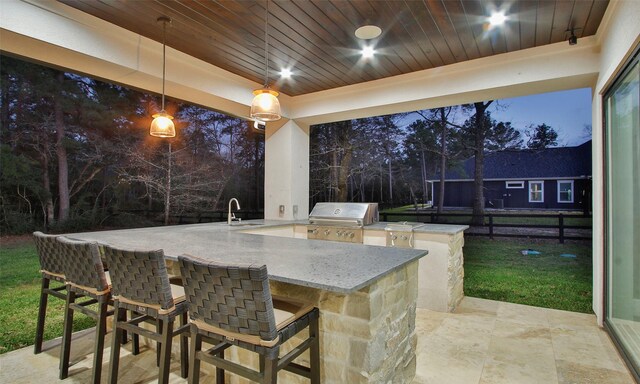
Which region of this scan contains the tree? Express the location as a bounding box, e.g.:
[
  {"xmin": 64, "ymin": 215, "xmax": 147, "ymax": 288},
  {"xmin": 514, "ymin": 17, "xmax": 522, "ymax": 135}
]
[
  {"xmin": 581, "ymin": 124, "xmax": 592, "ymax": 141},
  {"xmin": 309, "ymin": 120, "xmax": 355, "ymax": 202},
  {"xmin": 407, "ymin": 107, "xmax": 467, "ymax": 213},
  {"xmin": 457, "ymin": 106, "xmax": 523, "ymax": 224},
  {"xmin": 403, "ymin": 119, "xmax": 439, "ymax": 208},
  {"xmin": 487, "ymin": 121, "xmax": 523, "ymax": 150},
  {"xmin": 467, "ymin": 101, "xmax": 493, "ymax": 225},
  {"xmin": 309, "ymin": 115, "xmax": 404, "ymax": 205},
  {"xmin": 1, "ymin": 55, "xmax": 269, "ymax": 233},
  {"xmin": 115, "ymin": 106, "xmax": 247, "ymax": 224},
  {"xmin": 526, "ymin": 123, "xmax": 558, "ymax": 149}
]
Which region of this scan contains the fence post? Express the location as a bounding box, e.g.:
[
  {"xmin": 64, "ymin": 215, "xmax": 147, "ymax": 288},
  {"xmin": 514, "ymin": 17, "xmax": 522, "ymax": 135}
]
[
  {"xmin": 489, "ymin": 215, "xmax": 494, "ymax": 240},
  {"xmin": 559, "ymin": 214, "xmax": 564, "ymax": 244}
]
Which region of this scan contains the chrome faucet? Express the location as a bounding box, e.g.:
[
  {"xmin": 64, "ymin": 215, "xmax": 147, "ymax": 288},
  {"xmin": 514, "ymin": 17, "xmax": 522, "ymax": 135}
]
[{"xmin": 228, "ymin": 198, "xmax": 241, "ymax": 225}]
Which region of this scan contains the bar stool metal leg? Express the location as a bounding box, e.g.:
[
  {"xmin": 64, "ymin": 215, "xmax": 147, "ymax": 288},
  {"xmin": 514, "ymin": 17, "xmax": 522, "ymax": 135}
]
[
  {"xmin": 180, "ymin": 312, "xmax": 189, "ymax": 378},
  {"xmin": 34, "ymin": 277, "xmax": 50, "ymax": 354},
  {"xmin": 59, "ymin": 290, "xmax": 76, "ymax": 380},
  {"xmin": 108, "ymin": 305, "xmax": 125, "ymax": 384},
  {"xmin": 92, "ymin": 301, "xmax": 109, "ymax": 384},
  {"xmin": 188, "ymin": 328, "xmax": 202, "ymax": 384},
  {"xmin": 216, "ymin": 348, "xmax": 224, "ymax": 384},
  {"xmin": 158, "ymin": 318, "xmax": 174, "ymax": 384},
  {"xmin": 309, "ymin": 315, "xmax": 320, "ymax": 384},
  {"xmin": 262, "ymin": 355, "xmax": 278, "ymax": 384}
]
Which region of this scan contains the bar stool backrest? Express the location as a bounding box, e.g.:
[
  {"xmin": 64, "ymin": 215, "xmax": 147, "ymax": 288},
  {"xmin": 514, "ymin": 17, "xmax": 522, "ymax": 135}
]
[
  {"xmin": 102, "ymin": 246, "xmax": 174, "ymax": 310},
  {"xmin": 56, "ymin": 237, "xmax": 108, "ymax": 295},
  {"xmin": 33, "ymin": 231, "xmax": 65, "ymax": 277},
  {"xmin": 178, "ymin": 255, "xmax": 277, "ymax": 342}
]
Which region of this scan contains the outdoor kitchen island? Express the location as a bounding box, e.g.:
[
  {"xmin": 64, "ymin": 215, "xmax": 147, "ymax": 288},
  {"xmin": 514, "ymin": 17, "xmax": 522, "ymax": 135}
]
[{"xmin": 68, "ymin": 220, "xmax": 428, "ymax": 383}]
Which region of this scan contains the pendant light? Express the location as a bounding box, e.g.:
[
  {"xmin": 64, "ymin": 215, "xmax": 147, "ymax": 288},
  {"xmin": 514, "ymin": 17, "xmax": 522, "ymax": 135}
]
[
  {"xmin": 150, "ymin": 16, "xmax": 176, "ymax": 138},
  {"xmin": 250, "ymin": 0, "xmax": 281, "ymax": 122}
]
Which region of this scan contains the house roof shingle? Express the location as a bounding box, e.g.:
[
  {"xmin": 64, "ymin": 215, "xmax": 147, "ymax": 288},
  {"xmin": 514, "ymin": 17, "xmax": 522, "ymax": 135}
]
[{"xmin": 432, "ymin": 140, "xmax": 592, "ymax": 181}]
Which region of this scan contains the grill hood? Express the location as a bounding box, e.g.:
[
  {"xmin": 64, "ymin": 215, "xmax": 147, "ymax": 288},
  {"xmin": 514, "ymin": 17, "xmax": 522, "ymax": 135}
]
[{"xmin": 308, "ymin": 203, "xmax": 379, "ymax": 226}]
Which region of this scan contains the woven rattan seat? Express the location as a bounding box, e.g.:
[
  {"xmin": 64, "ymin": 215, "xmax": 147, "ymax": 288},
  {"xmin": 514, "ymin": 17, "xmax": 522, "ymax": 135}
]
[
  {"xmin": 32, "ymin": 232, "xmax": 69, "ymax": 355},
  {"xmin": 178, "ymin": 254, "xmax": 320, "ymax": 384},
  {"xmin": 56, "ymin": 236, "xmax": 115, "ymax": 384},
  {"xmin": 102, "ymin": 245, "xmax": 189, "ymax": 384}
]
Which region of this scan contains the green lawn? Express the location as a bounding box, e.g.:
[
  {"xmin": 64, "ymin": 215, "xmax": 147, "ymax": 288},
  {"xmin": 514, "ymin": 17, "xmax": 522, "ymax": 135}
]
[
  {"xmin": 463, "ymin": 237, "xmax": 593, "ymax": 313},
  {"xmin": 0, "ymin": 238, "xmax": 94, "ymax": 354}
]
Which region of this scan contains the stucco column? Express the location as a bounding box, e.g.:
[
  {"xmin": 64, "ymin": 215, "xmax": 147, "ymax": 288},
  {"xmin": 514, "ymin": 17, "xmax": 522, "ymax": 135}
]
[{"xmin": 264, "ymin": 120, "xmax": 310, "ymax": 220}]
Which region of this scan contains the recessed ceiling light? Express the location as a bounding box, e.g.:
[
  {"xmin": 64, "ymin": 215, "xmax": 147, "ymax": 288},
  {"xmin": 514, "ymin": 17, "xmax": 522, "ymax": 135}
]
[
  {"xmin": 361, "ymin": 46, "xmax": 375, "ymax": 58},
  {"xmin": 488, "ymin": 12, "xmax": 507, "ymax": 27},
  {"xmin": 280, "ymin": 68, "xmax": 292, "ymax": 78},
  {"xmin": 355, "ymin": 25, "xmax": 382, "ymax": 40}
]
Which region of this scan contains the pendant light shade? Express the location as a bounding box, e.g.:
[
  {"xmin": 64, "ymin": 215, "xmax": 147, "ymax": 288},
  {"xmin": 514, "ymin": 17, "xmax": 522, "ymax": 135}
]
[
  {"xmin": 150, "ymin": 112, "xmax": 175, "ymax": 137},
  {"xmin": 150, "ymin": 16, "xmax": 176, "ymax": 138},
  {"xmin": 251, "ymin": 89, "xmax": 281, "ymax": 121},
  {"xmin": 250, "ymin": 0, "xmax": 281, "ymax": 122}
]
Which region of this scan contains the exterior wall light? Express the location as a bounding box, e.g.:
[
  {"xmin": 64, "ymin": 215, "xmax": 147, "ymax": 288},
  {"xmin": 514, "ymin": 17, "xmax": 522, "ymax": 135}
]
[{"xmin": 568, "ymin": 28, "xmax": 578, "ymax": 45}]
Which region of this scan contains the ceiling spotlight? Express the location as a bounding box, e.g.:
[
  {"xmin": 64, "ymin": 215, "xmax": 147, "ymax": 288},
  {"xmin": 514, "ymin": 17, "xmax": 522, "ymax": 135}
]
[
  {"xmin": 362, "ymin": 45, "xmax": 375, "ymax": 59},
  {"xmin": 280, "ymin": 68, "xmax": 292, "ymax": 78},
  {"xmin": 355, "ymin": 25, "xmax": 382, "ymax": 40},
  {"xmin": 488, "ymin": 12, "xmax": 507, "ymax": 27}
]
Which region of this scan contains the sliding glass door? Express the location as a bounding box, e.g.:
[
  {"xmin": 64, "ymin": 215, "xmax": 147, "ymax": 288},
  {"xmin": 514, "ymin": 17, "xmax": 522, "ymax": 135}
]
[{"xmin": 605, "ymin": 50, "xmax": 640, "ymax": 379}]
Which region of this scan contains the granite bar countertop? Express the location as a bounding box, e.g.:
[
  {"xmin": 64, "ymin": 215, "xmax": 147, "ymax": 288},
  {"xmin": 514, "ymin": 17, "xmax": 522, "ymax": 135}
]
[{"xmin": 67, "ymin": 221, "xmax": 427, "ymax": 294}]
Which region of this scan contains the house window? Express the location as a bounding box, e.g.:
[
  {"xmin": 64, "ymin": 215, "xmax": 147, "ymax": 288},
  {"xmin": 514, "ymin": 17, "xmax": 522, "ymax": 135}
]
[
  {"xmin": 557, "ymin": 180, "xmax": 574, "ymax": 203},
  {"xmin": 506, "ymin": 181, "xmax": 524, "ymax": 189},
  {"xmin": 529, "ymin": 181, "xmax": 544, "ymax": 202}
]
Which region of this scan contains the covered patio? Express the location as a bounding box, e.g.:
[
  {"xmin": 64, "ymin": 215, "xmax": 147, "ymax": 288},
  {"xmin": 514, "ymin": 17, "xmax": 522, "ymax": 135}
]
[{"xmin": 2, "ymin": 0, "xmax": 640, "ymax": 382}]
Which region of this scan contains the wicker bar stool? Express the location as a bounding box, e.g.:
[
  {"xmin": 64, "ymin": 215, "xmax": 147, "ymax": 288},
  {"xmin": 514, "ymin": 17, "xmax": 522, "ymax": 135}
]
[
  {"xmin": 32, "ymin": 231, "xmax": 69, "ymax": 355},
  {"xmin": 56, "ymin": 236, "xmax": 115, "ymax": 383},
  {"xmin": 102, "ymin": 245, "xmax": 189, "ymax": 384},
  {"xmin": 178, "ymin": 254, "xmax": 320, "ymax": 384}
]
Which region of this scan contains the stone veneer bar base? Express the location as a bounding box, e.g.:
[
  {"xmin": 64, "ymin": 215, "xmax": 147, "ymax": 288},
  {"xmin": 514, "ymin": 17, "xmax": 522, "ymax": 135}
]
[
  {"xmin": 362, "ymin": 224, "xmax": 467, "ymax": 313},
  {"xmin": 414, "ymin": 231, "xmax": 465, "ymax": 312},
  {"xmin": 186, "ymin": 260, "xmax": 419, "ymax": 383}
]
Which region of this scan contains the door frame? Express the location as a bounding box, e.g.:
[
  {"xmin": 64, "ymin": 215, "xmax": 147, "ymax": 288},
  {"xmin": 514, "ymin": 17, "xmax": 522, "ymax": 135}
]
[{"xmin": 602, "ymin": 43, "xmax": 640, "ymax": 383}]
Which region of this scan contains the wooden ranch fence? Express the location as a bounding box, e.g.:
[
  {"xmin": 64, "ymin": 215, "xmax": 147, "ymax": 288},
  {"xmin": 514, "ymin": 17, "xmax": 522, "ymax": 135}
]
[
  {"xmin": 122, "ymin": 210, "xmax": 591, "ymax": 243},
  {"xmin": 122, "ymin": 210, "xmax": 264, "ymax": 225},
  {"xmin": 380, "ymin": 212, "xmax": 592, "ymax": 243}
]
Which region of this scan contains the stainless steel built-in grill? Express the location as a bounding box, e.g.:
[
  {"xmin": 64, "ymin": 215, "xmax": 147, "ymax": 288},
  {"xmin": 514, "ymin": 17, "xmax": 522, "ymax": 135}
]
[{"xmin": 307, "ymin": 203, "xmax": 379, "ymax": 243}]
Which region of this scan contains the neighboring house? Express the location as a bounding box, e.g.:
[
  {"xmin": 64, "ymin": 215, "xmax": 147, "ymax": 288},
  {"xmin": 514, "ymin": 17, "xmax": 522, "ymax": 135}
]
[{"xmin": 427, "ymin": 140, "xmax": 592, "ymax": 211}]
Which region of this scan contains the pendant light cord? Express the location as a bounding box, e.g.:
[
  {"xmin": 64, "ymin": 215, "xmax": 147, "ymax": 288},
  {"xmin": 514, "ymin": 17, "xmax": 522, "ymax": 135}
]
[
  {"xmin": 161, "ymin": 19, "xmax": 167, "ymax": 111},
  {"xmin": 264, "ymin": 0, "xmax": 269, "ymax": 87}
]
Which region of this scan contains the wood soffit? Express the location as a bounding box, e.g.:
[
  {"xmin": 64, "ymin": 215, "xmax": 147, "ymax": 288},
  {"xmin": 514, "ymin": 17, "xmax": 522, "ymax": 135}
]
[{"xmin": 58, "ymin": 0, "xmax": 609, "ymax": 97}]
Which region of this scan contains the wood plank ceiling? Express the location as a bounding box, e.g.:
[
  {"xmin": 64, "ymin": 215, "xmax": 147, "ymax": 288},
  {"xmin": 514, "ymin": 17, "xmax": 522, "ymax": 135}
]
[{"xmin": 58, "ymin": 0, "xmax": 609, "ymax": 96}]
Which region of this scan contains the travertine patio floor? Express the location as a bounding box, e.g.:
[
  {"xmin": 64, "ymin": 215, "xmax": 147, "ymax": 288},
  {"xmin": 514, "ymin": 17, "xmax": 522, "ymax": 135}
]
[
  {"xmin": 413, "ymin": 297, "xmax": 635, "ymax": 384},
  {"xmin": 0, "ymin": 297, "xmax": 635, "ymax": 383}
]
